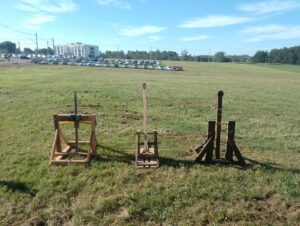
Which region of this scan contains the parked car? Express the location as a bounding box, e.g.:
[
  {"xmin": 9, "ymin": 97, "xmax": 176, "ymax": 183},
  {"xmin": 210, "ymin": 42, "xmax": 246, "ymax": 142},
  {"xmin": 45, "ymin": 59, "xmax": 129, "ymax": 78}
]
[
  {"xmin": 157, "ymin": 65, "xmax": 164, "ymax": 70},
  {"xmin": 166, "ymin": 66, "xmax": 173, "ymax": 71},
  {"xmin": 40, "ymin": 60, "xmax": 48, "ymax": 65},
  {"xmin": 173, "ymin": 66, "xmax": 183, "ymax": 71}
]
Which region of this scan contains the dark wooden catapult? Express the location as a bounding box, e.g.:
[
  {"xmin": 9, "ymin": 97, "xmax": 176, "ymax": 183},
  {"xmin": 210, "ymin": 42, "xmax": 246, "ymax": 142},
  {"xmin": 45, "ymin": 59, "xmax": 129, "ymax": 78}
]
[
  {"xmin": 135, "ymin": 83, "xmax": 159, "ymax": 168},
  {"xmin": 191, "ymin": 91, "xmax": 246, "ymax": 165},
  {"xmin": 50, "ymin": 91, "xmax": 97, "ymax": 165}
]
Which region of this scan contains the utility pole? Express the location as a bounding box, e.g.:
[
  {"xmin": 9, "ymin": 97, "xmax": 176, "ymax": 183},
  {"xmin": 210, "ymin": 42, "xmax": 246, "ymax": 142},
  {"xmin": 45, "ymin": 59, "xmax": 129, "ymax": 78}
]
[
  {"xmin": 47, "ymin": 40, "xmax": 49, "ymax": 55},
  {"xmin": 52, "ymin": 38, "xmax": 55, "ymax": 56},
  {"xmin": 35, "ymin": 33, "xmax": 38, "ymax": 51},
  {"xmin": 18, "ymin": 42, "xmax": 20, "ymax": 53}
]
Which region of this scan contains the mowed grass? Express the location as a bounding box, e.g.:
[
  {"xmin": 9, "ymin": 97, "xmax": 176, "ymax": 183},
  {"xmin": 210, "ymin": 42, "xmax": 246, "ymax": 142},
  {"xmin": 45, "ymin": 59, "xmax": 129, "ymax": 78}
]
[{"xmin": 0, "ymin": 62, "xmax": 299, "ymax": 225}]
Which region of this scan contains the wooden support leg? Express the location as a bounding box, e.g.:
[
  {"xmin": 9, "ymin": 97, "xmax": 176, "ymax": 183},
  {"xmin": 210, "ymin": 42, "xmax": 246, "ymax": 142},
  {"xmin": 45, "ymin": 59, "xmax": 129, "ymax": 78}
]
[
  {"xmin": 226, "ymin": 121, "xmax": 246, "ymax": 166},
  {"xmin": 195, "ymin": 121, "xmax": 215, "ymax": 163},
  {"xmin": 216, "ymin": 91, "xmax": 224, "ymax": 159},
  {"xmin": 204, "ymin": 121, "xmax": 215, "ymax": 162},
  {"xmin": 153, "ymin": 130, "xmax": 159, "ymax": 160},
  {"xmin": 225, "ymin": 121, "xmax": 234, "ymax": 161}
]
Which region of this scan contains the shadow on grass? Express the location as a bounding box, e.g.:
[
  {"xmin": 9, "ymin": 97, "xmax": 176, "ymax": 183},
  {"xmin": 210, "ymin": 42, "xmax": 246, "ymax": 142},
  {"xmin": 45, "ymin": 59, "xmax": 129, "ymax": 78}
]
[
  {"xmin": 0, "ymin": 181, "xmax": 37, "ymax": 196},
  {"xmin": 159, "ymin": 156, "xmax": 195, "ymax": 168},
  {"xmin": 93, "ymin": 144, "xmax": 134, "ymax": 164},
  {"xmin": 244, "ymin": 157, "xmax": 300, "ymax": 174},
  {"xmin": 92, "ymin": 145, "xmax": 300, "ymax": 174}
]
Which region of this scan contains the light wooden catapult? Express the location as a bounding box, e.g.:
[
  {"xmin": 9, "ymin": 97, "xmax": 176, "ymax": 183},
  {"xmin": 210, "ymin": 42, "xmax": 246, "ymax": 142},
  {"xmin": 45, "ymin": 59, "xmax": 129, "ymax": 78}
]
[
  {"xmin": 50, "ymin": 91, "xmax": 97, "ymax": 165},
  {"xmin": 135, "ymin": 83, "xmax": 159, "ymax": 168},
  {"xmin": 191, "ymin": 91, "xmax": 246, "ymax": 165}
]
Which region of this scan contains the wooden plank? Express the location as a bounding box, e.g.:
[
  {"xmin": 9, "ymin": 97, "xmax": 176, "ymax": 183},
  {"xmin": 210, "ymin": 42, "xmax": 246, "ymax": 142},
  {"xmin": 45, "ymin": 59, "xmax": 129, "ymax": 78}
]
[
  {"xmin": 228, "ymin": 139, "xmax": 246, "ymax": 166},
  {"xmin": 50, "ymin": 129, "xmax": 59, "ymax": 165},
  {"xmin": 216, "ymin": 91, "xmax": 224, "ymax": 159},
  {"xmin": 55, "ymin": 114, "xmax": 96, "ymax": 122},
  {"xmin": 51, "ymin": 159, "xmax": 89, "ymax": 164},
  {"xmin": 67, "ymin": 141, "xmax": 90, "ymax": 145},
  {"xmin": 195, "ymin": 137, "xmax": 213, "ymax": 163},
  {"xmin": 153, "ymin": 130, "xmax": 159, "ymax": 159},
  {"xmin": 54, "ymin": 151, "xmax": 88, "ymax": 156},
  {"xmin": 225, "ymin": 121, "xmax": 235, "ymax": 161},
  {"xmin": 54, "ymin": 146, "xmax": 71, "ymax": 161},
  {"xmin": 142, "ymin": 83, "xmax": 148, "ymax": 151},
  {"xmin": 136, "ymin": 161, "xmax": 159, "ymax": 166},
  {"xmin": 205, "ymin": 121, "xmax": 215, "ymax": 162},
  {"xmin": 59, "ymin": 120, "xmax": 92, "ymax": 125}
]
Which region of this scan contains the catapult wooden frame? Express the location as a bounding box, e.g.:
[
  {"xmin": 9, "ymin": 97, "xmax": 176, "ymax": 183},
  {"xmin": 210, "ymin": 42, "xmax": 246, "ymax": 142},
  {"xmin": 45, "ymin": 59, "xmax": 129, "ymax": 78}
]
[
  {"xmin": 191, "ymin": 91, "xmax": 246, "ymax": 166},
  {"xmin": 50, "ymin": 114, "xmax": 97, "ymax": 165},
  {"xmin": 135, "ymin": 83, "xmax": 159, "ymax": 168},
  {"xmin": 136, "ymin": 130, "xmax": 159, "ymax": 168},
  {"xmin": 50, "ymin": 91, "xmax": 97, "ymax": 165}
]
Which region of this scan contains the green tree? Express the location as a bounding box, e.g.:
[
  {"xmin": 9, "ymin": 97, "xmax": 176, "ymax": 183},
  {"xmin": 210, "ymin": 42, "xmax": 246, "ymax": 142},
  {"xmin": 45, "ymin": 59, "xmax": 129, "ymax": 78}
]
[
  {"xmin": 214, "ymin": 51, "xmax": 225, "ymax": 62},
  {"xmin": 0, "ymin": 41, "xmax": 17, "ymax": 54},
  {"xmin": 252, "ymin": 51, "xmax": 269, "ymax": 63},
  {"xmin": 36, "ymin": 47, "xmax": 54, "ymax": 55},
  {"xmin": 23, "ymin": 48, "xmax": 34, "ymax": 54}
]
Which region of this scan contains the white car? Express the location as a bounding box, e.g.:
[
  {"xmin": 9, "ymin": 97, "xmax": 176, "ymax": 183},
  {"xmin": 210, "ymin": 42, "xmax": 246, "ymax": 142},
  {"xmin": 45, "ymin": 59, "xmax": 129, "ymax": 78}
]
[{"xmin": 166, "ymin": 66, "xmax": 173, "ymax": 71}]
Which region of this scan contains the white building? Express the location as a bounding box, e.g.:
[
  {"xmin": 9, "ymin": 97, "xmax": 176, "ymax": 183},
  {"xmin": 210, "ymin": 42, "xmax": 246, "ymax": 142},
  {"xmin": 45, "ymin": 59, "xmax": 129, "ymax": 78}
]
[{"xmin": 54, "ymin": 42, "xmax": 99, "ymax": 58}]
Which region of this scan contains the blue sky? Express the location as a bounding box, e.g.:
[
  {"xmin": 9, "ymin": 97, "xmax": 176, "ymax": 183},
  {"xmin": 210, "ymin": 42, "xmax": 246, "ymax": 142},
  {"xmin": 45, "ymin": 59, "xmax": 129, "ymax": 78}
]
[{"xmin": 1, "ymin": 0, "xmax": 300, "ymax": 55}]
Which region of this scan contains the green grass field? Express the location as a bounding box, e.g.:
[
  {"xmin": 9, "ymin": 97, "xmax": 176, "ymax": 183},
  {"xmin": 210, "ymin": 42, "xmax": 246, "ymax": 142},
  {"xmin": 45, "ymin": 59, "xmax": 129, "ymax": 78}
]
[{"xmin": 0, "ymin": 62, "xmax": 299, "ymax": 225}]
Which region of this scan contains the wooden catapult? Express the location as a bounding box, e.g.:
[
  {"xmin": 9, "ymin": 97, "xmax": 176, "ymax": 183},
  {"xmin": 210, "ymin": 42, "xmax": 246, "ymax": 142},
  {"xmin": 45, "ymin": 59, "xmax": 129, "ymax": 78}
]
[
  {"xmin": 135, "ymin": 83, "xmax": 159, "ymax": 168},
  {"xmin": 191, "ymin": 91, "xmax": 246, "ymax": 165},
  {"xmin": 50, "ymin": 91, "xmax": 97, "ymax": 165}
]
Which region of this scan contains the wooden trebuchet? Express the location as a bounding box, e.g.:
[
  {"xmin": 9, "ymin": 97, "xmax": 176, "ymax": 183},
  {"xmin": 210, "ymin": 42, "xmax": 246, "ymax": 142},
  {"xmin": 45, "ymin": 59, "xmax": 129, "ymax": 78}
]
[
  {"xmin": 49, "ymin": 91, "xmax": 97, "ymax": 165},
  {"xmin": 190, "ymin": 91, "xmax": 245, "ymax": 166},
  {"xmin": 135, "ymin": 83, "xmax": 159, "ymax": 168}
]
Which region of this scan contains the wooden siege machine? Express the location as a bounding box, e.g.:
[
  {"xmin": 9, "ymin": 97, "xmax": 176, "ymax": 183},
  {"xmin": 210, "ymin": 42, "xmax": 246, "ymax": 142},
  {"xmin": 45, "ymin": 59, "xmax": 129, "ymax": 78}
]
[
  {"xmin": 50, "ymin": 91, "xmax": 97, "ymax": 165},
  {"xmin": 135, "ymin": 83, "xmax": 159, "ymax": 168},
  {"xmin": 191, "ymin": 91, "xmax": 246, "ymax": 165}
]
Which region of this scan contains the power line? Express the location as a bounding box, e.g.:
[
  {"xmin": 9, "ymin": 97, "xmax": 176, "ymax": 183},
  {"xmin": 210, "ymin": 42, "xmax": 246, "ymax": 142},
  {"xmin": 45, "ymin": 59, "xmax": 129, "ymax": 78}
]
[{"xmin": 0, "ymin": 22, "xmax": 34, "ymax": 36}]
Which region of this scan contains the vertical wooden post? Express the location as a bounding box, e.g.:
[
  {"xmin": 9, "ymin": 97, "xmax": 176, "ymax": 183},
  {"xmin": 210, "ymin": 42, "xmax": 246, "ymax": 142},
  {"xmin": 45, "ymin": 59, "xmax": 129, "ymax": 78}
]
[
  {"xmin": 73, "ymin": 91, "xmax": 79, "ymax": 151},
  {"xmin": 205, "ymin": 121, "xmax": 215, "ymax": 162},
  {"xmin": 142, "ymin": 83, "xmax": 148, "ymax": 151},
  {"xmin": 216, "ymin": 90, "xmax": 224, "ymax": 159},
  {"xmin": 136, "ymin": 130, "xmax": 141, "ymax": 156},
  {"xmin": 225, "ymin": 121, "xmax": 235, "ymax": 161},
  {"xmin": 153, "ymin": 129, "xmax": 158, "ymax": 159},
  {"xmin": 53, "ymin": 115, "xmax": 62, "ymax": 152}
]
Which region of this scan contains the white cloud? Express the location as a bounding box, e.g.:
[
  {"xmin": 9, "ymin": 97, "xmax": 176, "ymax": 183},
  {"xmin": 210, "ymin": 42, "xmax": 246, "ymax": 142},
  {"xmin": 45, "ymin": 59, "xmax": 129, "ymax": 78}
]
[
  {"xmin": 97, "ymin": 0, "xmax": 131, "ymax": 10},
  {"xmin": 238, "ymin": 0, "xmax": 300, "ymax": 15},
  {"xmin": 181, "ymin": 35, "xmax": 212, "ymax": 42},
  {"xmin": 240, "ymin": 24, "xmax": 300, "ymax": 42},
  {"xmin": 180, "ymin": 15, "xmax": 253, "ymax": 28},
  {"xmin": 15, "ymin": 0, "xmax": 78, "ymax": 13},
  {"xmin": 120, "ymin": 25, "xmax": 165, "ymax": 37},
  {"xmin": 149, "ymin": 35, "xmax": 162, "ymax": 42},
  {"xmin": 240, "ymin": 24, "xmax": 287, "ymax": 34},
  {"xmin": 26, "ymin": 15, "xmax": 56, "ymax": 29}
]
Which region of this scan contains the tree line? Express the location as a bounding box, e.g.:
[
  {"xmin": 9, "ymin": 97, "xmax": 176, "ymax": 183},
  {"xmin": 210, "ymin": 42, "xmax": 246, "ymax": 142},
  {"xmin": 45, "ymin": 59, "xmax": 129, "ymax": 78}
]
[
  {"xmin": 0, "ymin": 41, "xmax": 54, "ymax": 55},
  {"xmin": 103, "ymin": 50, "xmax": 250, "ymax": 62},
  {"xmin": 0, "ymin": 40, "xmax": 252, "ymax": 62},
  {"xmin": 252, "ymin": 46, "xmax": 300, "ymax": 64}
]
